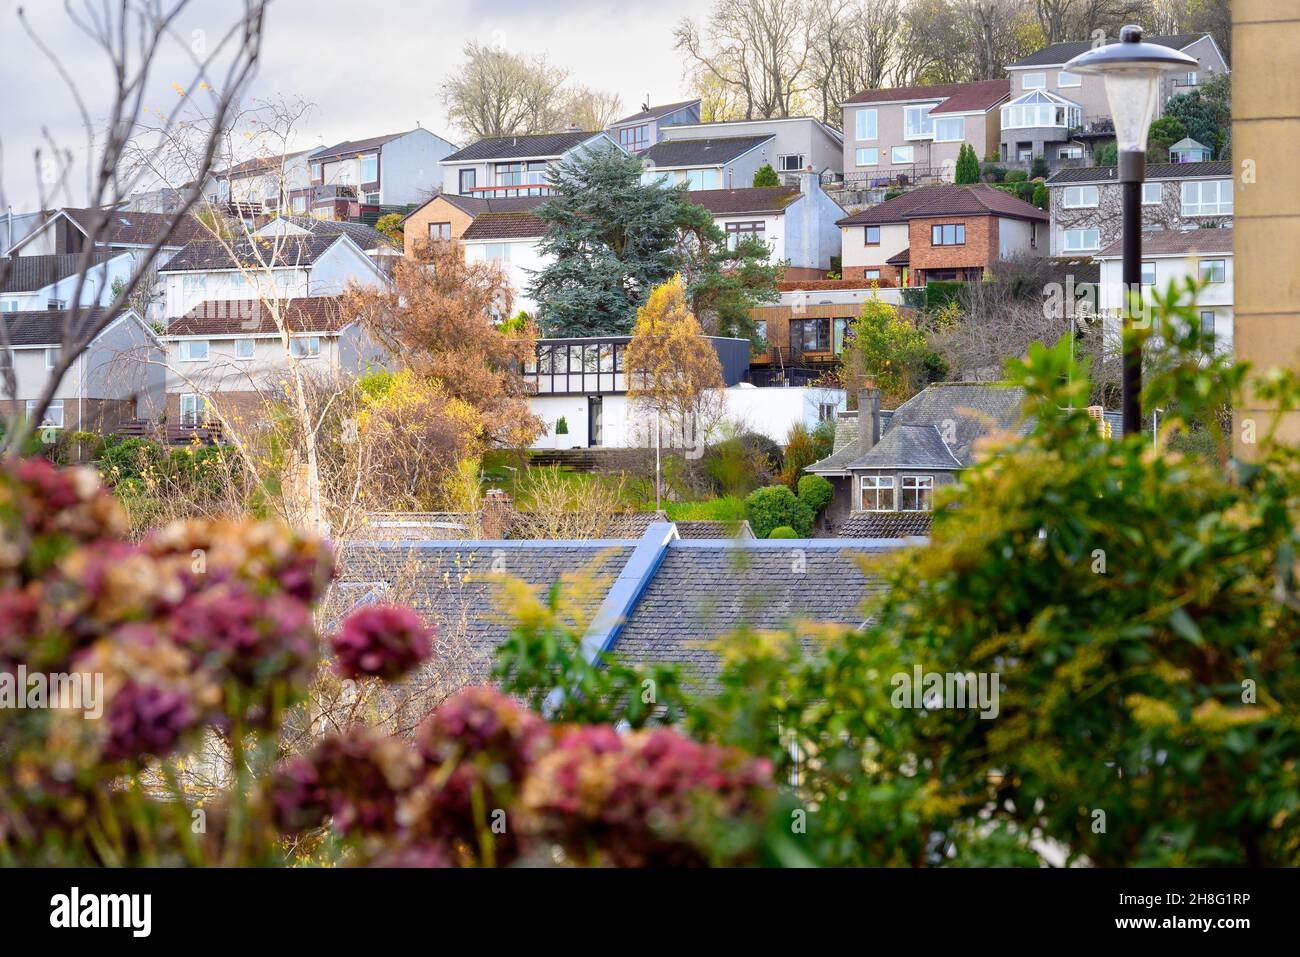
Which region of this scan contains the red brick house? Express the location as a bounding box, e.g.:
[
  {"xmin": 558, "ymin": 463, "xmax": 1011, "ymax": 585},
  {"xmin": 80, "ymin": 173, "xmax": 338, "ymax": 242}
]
[{"xmin": 838, "ymin": 184, "xmax": 1047, "ymax": 285}]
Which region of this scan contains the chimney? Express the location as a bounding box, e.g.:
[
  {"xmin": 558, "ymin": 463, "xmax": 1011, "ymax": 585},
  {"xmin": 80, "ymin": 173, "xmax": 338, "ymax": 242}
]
[
  {"xmin": 857, "ymin": 380, "xmax": 881, "ymax": 452},
  {"xmin": 481, "ymin": 488, "xmax": 513, "ymax": 540}
]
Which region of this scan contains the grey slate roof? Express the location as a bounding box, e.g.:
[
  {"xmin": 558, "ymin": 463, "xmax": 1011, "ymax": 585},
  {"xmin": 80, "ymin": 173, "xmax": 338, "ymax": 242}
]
[
  {"xmin": 1097, "ymin": 227, "xmax": 1232, "ymax": 258},
  {"xmin": 886, "ymin": 382, "xmax": 1028, "ymax": 466},
  {"xmin": 843, "ymin": 424, "xmax": 963, "ymax": 471},
  {"xmin": 1046, "ymin": 161, "xmax": 1231, "ymax": 185},
  {"xmin": 1, "ymin": 251, "xmax": 113, "ymax": 292},
  {"xmin": 269, "ymin": 216, "xmax": 399, "ymax": 250},
  {"xmin": 808, "ymin": 410, "xmax": 862, "ymax": 474},
  {"xmin": 159, "ymin": 235, "xmax": 341, "ymax": 272},
  {"xmin": 612, "ymin": 100, "xmax": 700, "ymax": 126},
  {"xmin": 640, "ymin": 135, "xmax": 773, "ymax": 168},
  {"xmin": 1, "ymin": 307, "xmax": 120, "ymax": 347},
  {"xmin": 672, "ymin": 520, "xmax": 756, "ymax": 540},
  {"xmin": 442, "ymin": 131, "xmax": 598, "ymax": 163},
  {"xmin": 837, "ymin": 512, "xmax": 933, "ymax": 538},
  {"xmin": 1008, "ymin": 33, "xmax": 1205, "ymax": 68},
  {"xmin": 311, "ymin": 130, "xmax": 411, "ymax": 162}
]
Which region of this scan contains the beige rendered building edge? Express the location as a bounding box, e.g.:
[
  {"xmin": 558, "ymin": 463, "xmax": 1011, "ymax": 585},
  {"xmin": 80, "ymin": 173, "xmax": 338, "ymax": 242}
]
[{"xmin": 1232, "ymin": 0, "xmax": 1300, "ymax": 455}]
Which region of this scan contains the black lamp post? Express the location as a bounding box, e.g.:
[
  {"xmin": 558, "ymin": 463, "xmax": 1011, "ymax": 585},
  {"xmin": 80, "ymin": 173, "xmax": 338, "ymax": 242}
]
[{"xmin": 1065, "ymin": 26, "xmax": 1198, "ymax": 436}]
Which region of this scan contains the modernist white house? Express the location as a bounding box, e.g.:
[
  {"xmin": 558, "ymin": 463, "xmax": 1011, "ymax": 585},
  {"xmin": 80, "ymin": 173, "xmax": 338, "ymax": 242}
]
[
  {"xmin": 440, "ymin": 131, "xmax": 624, "ymax": 198},
  {"xmin": 1096, "ymin": 228, "xmax": 1234, "ymax": 352}
]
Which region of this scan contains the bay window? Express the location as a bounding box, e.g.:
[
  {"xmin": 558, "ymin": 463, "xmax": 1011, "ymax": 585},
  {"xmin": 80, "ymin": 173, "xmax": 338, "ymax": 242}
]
[{"xmin": 904, "ymin": 103, "xmax": 939, "ymax": 139}]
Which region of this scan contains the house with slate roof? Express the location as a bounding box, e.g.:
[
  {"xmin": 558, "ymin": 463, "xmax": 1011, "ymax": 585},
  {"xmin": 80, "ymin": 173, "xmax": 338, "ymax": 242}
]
[
  {"xmin": 439, "ymin": 130, "xmax": 624, "ymax": 199},
  {"xmin": 1, "ymin": 251, "xmax": 135, "ymax": 314},
  {"xmin": 606, "ymin": 100, "xmax": 702, "ymax": 153},
  {"xmin": 651, "ymin": 116, "xmax": 845, "ymax": 181},
  {"xmin": 308, "ymin": 127, "xmax": 458, "ymax": 217},
  {"xmin": 336, "ymin": 523, "xmax": 896, "ymax": 693},
  {"xmin": 639, "ymin": 134, "xmax": 776, "ymax": 192}
]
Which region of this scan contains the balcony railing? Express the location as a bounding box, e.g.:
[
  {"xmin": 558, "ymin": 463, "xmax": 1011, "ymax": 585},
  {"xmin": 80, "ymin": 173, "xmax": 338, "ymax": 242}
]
[
  {"xmin": 837, "ymin": 165, "xmax": 951, "ymax": 191},
  {"xmin": 464, "ymin": 185, "xmax": 552, "ymax": 198}
]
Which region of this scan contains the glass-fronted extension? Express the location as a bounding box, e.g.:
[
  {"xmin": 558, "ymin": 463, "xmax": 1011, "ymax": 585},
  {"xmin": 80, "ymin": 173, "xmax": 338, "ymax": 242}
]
[{"xmin": 522, "ymin": 335, "xmax": 751, "ymax": 395}]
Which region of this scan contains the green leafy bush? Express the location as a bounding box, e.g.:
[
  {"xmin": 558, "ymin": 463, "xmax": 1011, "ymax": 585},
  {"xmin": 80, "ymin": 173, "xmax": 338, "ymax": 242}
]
[
  {"xmin": 767, "ymin": 525, "xmax": 797, "ymax": 539},
  {"xmin": 744, "ymin": 485, "xmax": 813, "ymax": 538},
  {"xmin": 811, "ymin": 418, "xmax": 836, "ymax": 461},
  {"xmin": 1031, "ymin": 183, "xmax": 1048, "ymax": 209},
  {"xmin": 662, "ymin": 496, "xmax": 747, "ymax": 521},
  {"xmin": 780, "ymin": 423, "xmax": 818, "ymax": 489},
  {"xmin": 555, "ymin": 417, "xmax": 569, "ymax": 435},
  {"xmin": 1005, "ymin": 169, "xmax": 1028, "ymax": 183},
  {"xmin": 797, "ymin": 473, "xmax": 833, "ymax": 515},
  {"xmin": 752, "ymin": 163, "xmax": 780, "ymax": 187}
]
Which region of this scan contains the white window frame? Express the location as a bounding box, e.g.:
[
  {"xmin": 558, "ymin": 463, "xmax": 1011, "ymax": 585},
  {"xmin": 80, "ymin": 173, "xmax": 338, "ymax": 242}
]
[
  {"xmin": 1058, "ymin": 145, "xmax": 1083, "ymax": 159},
  {"xmin": 290, "ymin": 336, "xmax": 321, "ymax": 358},
  {"xmin": 27, "ymin": 399, "xmax": 63, "ymax": 429},
  {"xmin": 685, "ymin": 168, "xmax": 719, "ymax": 190},
  {"xmin": 903, "ymin": 103, "xmax": 938, "ymax": 140},
  {"xmin": 1062, "ymin": 185, "xmax": 1100, "ymax": 208},
  {"xmin": 1181, "ymin": 179, "xmax": 1233, "ymax": 216},
  {"xmin": 484, "ymin": 242, "xmax": 512, "ymax": 264},
  {"xmin": 44, "ymin": 347, "xmax": 60, "ymax": 370},
  {"xmin": 234, "ymin": 338, "xmax": 256, "ymax": 360},
  {"xmin": 933, "ymin": 115, "xmax": 965, "ymax": 142},
  {"xmin": 900, "ymin": 475, "xmax": 934, "ymax": 512},
  {"xmin": 180, "ymin": 339, "xmax": 209, "ymax": 362},
  {"xmin": 359, "ymin": 153, "xmax": 378, "ymax": 183},
  {"xmin": 864, "ymin": 269, "xmax": 881, "ymax": 280},
  {"xmin": 777, "ymin": 153, "xmax": 805, "ymax": 172},
  {"xmin": 860, "ymin": 474, "xmax": 895, "ymax": 512},
  {"xmin": 1063, "ymin": 228, "xmax": 1100, "ymax": 252},
  {"xmin": 1057, "ymin": 69, "xmax": 1082, "ymax": 87},
  {"xmin": 1199, "ymin": 259, "xmax": 1227, "ymax": 284},
  {"xmin": 855, "ymin": 147, "xmax": 879, "ymax": 167},
  {"xmin": 1141, "ymin": 261, "xmax": 1157, "ymax": 287},
  {"xmin": 1022, "ymin": 72, "xmax": 1047, "ymax": 90},
  {"xmin": 1142, "ymin": 182, "xmax": 1162, "ymax": 205},
  {"xmin": 891, "ymin": 146, "xmax": 914, "ymax": 165},
  {"xmin": 179, "ymin": 393, "xmax": 206, "ymax": 427},
  {"xmin": 855, "ymin": 108, "xmax": 877, "ymax": 141}
]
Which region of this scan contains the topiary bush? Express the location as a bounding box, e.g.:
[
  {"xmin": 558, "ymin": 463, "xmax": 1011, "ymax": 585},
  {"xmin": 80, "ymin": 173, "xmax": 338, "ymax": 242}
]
[
  {"xmin": 767, "ymin": 525, "xmax": 797, "ymax": 539},
  {"xmin": 744, "ymin": 485, "xmax": 814, "ymax": 538},
  {"xmin": 797, "ymin": 473, "xmax": 833, "ymax": 516}
]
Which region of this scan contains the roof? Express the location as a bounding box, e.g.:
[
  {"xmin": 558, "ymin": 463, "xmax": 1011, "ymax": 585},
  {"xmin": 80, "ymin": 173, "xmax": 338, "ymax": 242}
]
[
  {"xmin": 1008, "ymin": 33, "xmax": 1207, "ymax": 68},
  {"xmin": 460, "ymin": 208, "xmax": 548, "ymax": 241},
  {"xmin": 159, "ymin": 234, "xmax": 343, "ymax": 272},
  {"xmin": 838, "ymin": 184, "xmax": 1047, "ymax": 225},
  {"xmin": 671, "ymin": 520, "xmax": 756, "ymax": 540},
  {"xmin": 165, "ymin": 297, "xmax": 351, "ymax": 337},
  {"xmin": 507, "ymin": 512, "xmax": 669, "ymax": 540},
  {"xmin": 0, "ymin": 307, "xmax": 123, "ymax": 347},
  {"xmin": 685, "ymin": 186, "xmax": 801, "ymax": 216},
  {"xmin": 808, "ymin": 411, "xmax": 862, "ymax": 475},
  {"xmin": 842, "ymin": 424, "xmax": 964, "ymax": 471},
  {"xmin": 1170, "ymin": 137, "xmax": 1211, "ymax": 151},
  {"xmin": 886, "ymin": 248, "xmax": 911, "ymax": 265},
  {"xmin": 265, "ymin": 215, "xmax": 399, "ymax": 250},
  {"xmin": 1096, "ymin": 227, "xmax": 1233, "ymax": 258},
  {"xmin": 1046, "ymin": 160, "xmax": 1231, "ymax": 185},
  {"xmin": 441, "ymin": 130, "xmax": 599, "ymax": 164},
  {"xmin": 57, "ymin": 208, "xmax": 206, "ymax": 248},
  {"xmin": 221, "ymin": 150, "xmax": 312, "ymax": 178},
  {"xmin": 887, "ymin": 382, "xmax": 1028, "ymax": 465},
  {"xmin": 844, "ymin": 78, "xmax": 1009, "ymax": 113},
  {"xmin": 640, "ymin": 135, "xmax": 773, "ymax": 169},
  {"xmin": 1, "ymin": 251, "xmax": 113, "ymax": 293},
  {"xmin": 611, "ymin": 100, "xmax": 700, "ymax": 126},
  {"xmin": 837, "ymin": 512, "xmax": 932, "ymax": 538},
  {"xmin": 311, "ymin": 130, "xmax": 413, "ymax": 162}
]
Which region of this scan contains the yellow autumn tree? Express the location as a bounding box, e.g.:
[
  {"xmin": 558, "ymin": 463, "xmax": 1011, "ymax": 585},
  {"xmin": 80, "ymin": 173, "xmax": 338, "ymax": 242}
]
[{"xmin": 624, "ymin": 276, "xmax": 726, "ymax": 453}]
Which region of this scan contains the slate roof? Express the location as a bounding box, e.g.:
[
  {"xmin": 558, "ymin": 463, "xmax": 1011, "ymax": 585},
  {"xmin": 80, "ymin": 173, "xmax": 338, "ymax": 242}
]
[
  {"xmin": 1096, "ymin": 228, "xmax": 1233, "ymax": 258},
  {"xmin": 312, "ymin": 130, "xmax": 412, "ymax": 162},
  {"xmin": 887, "ymin": 382, "xmax": 1028, "ymax": 465},
  {"xmin": 612, "ymin": 100, "xmax": 700, "ymax": 126},
  {"xmin": 808, "ymin": 411, "xmax": 862, "ymax": 474},
  {"xmin": 1, "ymin": 251, "xmax": 113, "ymax": 292},
  {"xmin": 685, "ymin": 187, "xmax": 802, "ymax": 216},
  {"xmin": 442, "ymin": 131, "xmax": 598, "ymax": 163},
  {"xmin": 221, "ymin": 150, "xmax": 313, "ymax": 177},
  {"xmin": 671, "ymin": 520, "xmax": 756, "ymax": 540},
  {"xmin": 842, "ymin": 424, "xmax": 964, "ymax": 471},
  {"xmin": 507, "ymin": 512, "xmax": 669, "ymax": 540},
  {"xmin": 640, "ymin": 135, "xmax": 773, "ymax": 168},
  {"xmin": 837, "ymin": 512, "xmax": 933, "ymax": 538},
  {"xmin": 1008, "ymin": 34, "xmax": 1206, "ymax": 68},
  {"xmin": 460, "ymin": 209, "xmax": 548, "ymax": 241},
  {"xmin": 60, "ymin": 207, "xmax": 207, "ymax": 247},
  {"xmin": 1, "ymin": 307, "xmax": 121, "ymax": 347},
  {"xmin": 1046, "ymin": 161, "xmax": 1231, "ymax": 185},
  {"xmin": 159, "ymin": 235, "xmax": 342, "ymax": 271},
  {"xmin": 337, "ymin": 541, "xmax": 636, "ymax": 684},
  {"xmin": 844, "ymin": 79, "xmax": 1009, "ymax": 112},
  {"xmin": 267, "ymin": 215, "xmax": 399, "ymax": 250},
  {"xmin": 838, "ymin": 184, "xmax": 1046, "ymax": 226},
  {"xmin": 165, "ymin": 297, "xmax": 350, "ymax": 337},
  {"xmin": 613, "ymin": 541, "xmax": 890, "ymax": 692}
]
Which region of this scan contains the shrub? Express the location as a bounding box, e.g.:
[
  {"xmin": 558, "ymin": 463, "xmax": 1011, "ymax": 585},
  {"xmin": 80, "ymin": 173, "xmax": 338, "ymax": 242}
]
[
  {"xmin": 980, "ymin": 163, "xmax": 1007, "ymax": 183},
  {"xmin": 555, "ymin": 417, "xmax": 569, "ymax": 435},
  {"xmin": 780, "ymin": 423, "xmax": 819, "ymax": 489},
  {"xmin": 954, "ymin": 144, "xmax": 980, "ymax": 184},
  {"xmin": 811, "ymin": 418, "xmax": 836, "ymax": 461},
  {"xmin": 1031, "ymin": 183, "xmax": 1048, "ymax": 209},
  {"xmin": 703, "ymin": 436, "xmax": 771, "ymax": 497},
  {"xmin": 736, "ymin": 431, "xmax": 783, "ymax": 475},
  {"xmin": 744, "ymin": 485, "xmax": 814, "ymax": 538},
  {"xmin": 767, "ymin": 525, "xmax": 797, "ymax": 539},
  {"xmin": 1005, "ymin": 169, "xmax": 1028, "ymax": 183},
  {"xmin": 1030, "ymin": 157, "xmax": 1049, "ymax": 179},
  {"xmin": 662, "ymin": 496, "xmax": 747, "ymax": 521},
  {"xmin": 797, "ymin": 473, "xmax": 833, "ymax": 516},
  {"xmin": 752, "ymin": 163, "xmax": 780, "ymax": 187}
]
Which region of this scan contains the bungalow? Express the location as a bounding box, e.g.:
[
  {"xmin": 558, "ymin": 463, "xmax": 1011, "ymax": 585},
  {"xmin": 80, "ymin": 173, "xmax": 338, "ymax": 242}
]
[
  {"xmin": 607, "ymin": 99, "xmax": 701, "ymax": 153},
  {"xmin": 439, "ymin": 130, "xmax": 623, "ymax": 198},
  {"xmin": 1, "ymin": 306, "xmax": 163, "ymax": 433},
  {"xmin": 307, "ymin": 127, "xmax": 459, "ymax": 218},
  {"xmin": 638, "ymin": 134, "xmax": 775, "ymax": 191},
  {"xmin": 657, "ymin": 116, "xmax": 845, "ymax": 180},
  {"xmin": 215, "ymin": 150, "xmax": 314, "ymax": 215},
  {"xmin": 837, "ymin": 184, "xmax": 1047, "ymax": 285}
]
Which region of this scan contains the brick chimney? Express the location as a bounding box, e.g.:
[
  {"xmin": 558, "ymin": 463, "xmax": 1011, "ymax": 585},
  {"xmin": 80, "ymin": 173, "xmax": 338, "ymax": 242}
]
[{"xmin": 481, "ymin": 488, "xmax": 513, "ymax": 539}]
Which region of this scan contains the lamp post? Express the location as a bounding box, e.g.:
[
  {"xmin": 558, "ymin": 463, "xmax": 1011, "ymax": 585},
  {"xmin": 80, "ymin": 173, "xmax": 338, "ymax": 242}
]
[{"xmin": 1065, "ymin": 25, "xmax": 1198, "ymax": 437}]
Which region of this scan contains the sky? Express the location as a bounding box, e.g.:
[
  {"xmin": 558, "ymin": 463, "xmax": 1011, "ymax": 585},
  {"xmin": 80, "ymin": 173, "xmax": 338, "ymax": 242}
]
[{"xmin": 0, "ymin": 0, "xmax": 702, "ymax": 212}]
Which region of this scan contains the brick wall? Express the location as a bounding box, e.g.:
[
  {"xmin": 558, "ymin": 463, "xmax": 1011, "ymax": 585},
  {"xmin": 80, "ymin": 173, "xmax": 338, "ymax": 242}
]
[
  {"xmin": 908, "ymin": 215, "xmax": 997, "ymax": 275},
  {"xmin": 165, "ymin": 390, "xmax": 270, "ymax": 434},
  {"xmin": 403, "ymin": 196, "xmax": 476, "ymax": 259},
  {"xmin": 842, "ymin": 264, "xmax": 904, "ymax": 284}
]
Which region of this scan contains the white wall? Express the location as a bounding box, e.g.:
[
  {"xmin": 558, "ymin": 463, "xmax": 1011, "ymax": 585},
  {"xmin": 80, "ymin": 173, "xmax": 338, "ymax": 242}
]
[
  {"xmin": 1099, "ymin": 252, "xmax": 1234, "ymax": 352},
  {"xmin": 380, "ymin": 129, "xmax": 457, "ymax": 204},
  {"xmin": 998, "ymin": 216, "xmax": 1042, "ymax": 259},
  {"xmin": 462, "ymin": 237, "xmax": 547, "ymax": 313},
  {"xmin": 840, "ymin": 222, "xmax": 909, "ymax": 271}
]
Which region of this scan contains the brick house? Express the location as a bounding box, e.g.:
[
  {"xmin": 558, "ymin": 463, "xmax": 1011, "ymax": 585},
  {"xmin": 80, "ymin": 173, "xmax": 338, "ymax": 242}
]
[
  {"xmin": 838, "ymin": 184, "xmax": 1047, "ymax": 285},
  {"xmin": 398, "ymin": 193, "xmax": 546, "ymax": 261}
]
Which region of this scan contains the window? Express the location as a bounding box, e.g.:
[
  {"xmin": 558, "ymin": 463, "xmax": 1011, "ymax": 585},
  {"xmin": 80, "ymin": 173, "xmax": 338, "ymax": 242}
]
[
  {"xmin": 864, "ymin": 225, "xmax": 880, "ymax": 245},
  {"xmin": 685, "ymin": 168, "xmax": 719, "ymax": 190},
  {"xmin": 359, "ymin": 154, "xmax": 378, "ymax": 183},
  {"xmin": 27, "ymin": 399, "xmax": 63, "ymax": 429},
  {"xmin": 860, "ymin": 475, "xmax": 895, "ymax": 511},
  {"xmin": 1186, "ymin": 71, "xmax": 1198, "ymax": 86},
  {"xmin": 1063, "ymin": 228, "xmax": 1100, "ymax": 252},
  {"xmin": 1058, "ymin": 145, "xmax": 1083, "ymax": 159},
  {"xmin": 428, "ymin": 222, "xmax": 452, "ymax": 241},
  {"xmin": 833, "ymin": 317, "xmax": 849, "ymax": 354},
  {"xmin": 754, "ymin": 320, "xmax": 767, "ymax": 345},
  {"xmin": 234, "ymin": 338, "xmax": 255, "ymax": 360},
  {"xmin": 290, "ymin": 336, "xmax": 321, "ymax": 358},
  {"xmin": 855, "ymin": 147, "xmax": 879, "ymax": 167},
  {"xmin": 311, "ymin": 162, "xmax": 321, "ymax": 180},
  {"xmin": 180, "ymin": 340, "xmax": 209, "ymax": 361},
  {"xmin": 725, "ymin": 221, "xmax": 765, "ymax": 249},
  {"xmin": 292, "ymin": 195, "xmax": 307, "ymax": 213},
  {"xmin": 864, "ymin": 269, "xmax": 881, "ymax": 280},
  {"xmin": 778, "ymin": 154, "xmax": 805, "ymax": 172},
  {"xmin": 1022, "ymin": 72, "xmax": 1046, "ymax": 89},
  {"xmin": 44, "ymin": 347, "xmax": 60, "ymax": 370},
  {"xmin": 855, "ymin": 108, "xmax": 877, "ymax": 141},
  {"xmin": 790, "ymin": 318, "xmax": 832, "ymax": 352},
  {"xmin": 904, "ymin": 103, "xmax": 938, "ymax": 139},
  {"xmin": 1142, "ymin": 182, "xmax": 1162, "ymax": 205},
  {"xmin": 900, "ymin": 475, "xmax": 934, "ymax": 511},
  {"xmin": 496, "ymin": 161, "xmax": 547, "ymax": 187},
  {"xmin": 459, "ymin": 168, "xmax": 477, "ymax": 193},
  {"xmin": 1199, "ymin": 259, "xmax": 1227, "ymax": 283},
  {"xmin": 0, "ymin": 301, "xmax": 16, "ymax": 311},
  {"xmin": 1057, "ymin": 69, "xmax": 1082, "ymax": 87},
  {"xmin": 891, "ymin": 146, "xmax": 914, "ymax": 164},
  {"xmin": 1001, "ymin": 90, "xmax": 1082, "ymax": 130},
  {"xmin": 47, "ymin": 299, "xmax": 65, "ymax": 310},
  {"xmin": 1181, "ymin": 179, "xmax": 1233, "ymax": 215},
  {"xmin": 364, "ymin": 191, "xmax": 380, "ymax": 204},
  {"xmin": 484, "ymin": 243, "xmax": 511, "ymax": 263},
  {"xmin": 933, "ymin": 116, "xmax": 965, "ymax": 142},
  {"xmin": 1063, "ymin": 185, "xmax": 1100, "ymax": 208},
  {"xmin": 179, "ymin": 394, "xmax": 206, "ymax": 427},
  {"xmin": 1141, "ymin": 261, "xmax": 1156, "ymax": 287},
  {"xmin": 617, "ymin": 125, "xmax": 650, "ymax": 151},
  {"xmin": 1199, "ymin": 310, "xmax": 1216, "ymax": 347},
  {"xmin": 931, "ymin": 223, "xmax": 965, "ymax": 246}
]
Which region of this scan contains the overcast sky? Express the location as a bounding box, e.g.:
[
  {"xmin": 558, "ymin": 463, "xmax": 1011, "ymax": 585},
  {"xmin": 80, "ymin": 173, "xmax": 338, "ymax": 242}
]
[{"xmin": 0, "ymin": 0, "xmax": 701, "ymax": 212}]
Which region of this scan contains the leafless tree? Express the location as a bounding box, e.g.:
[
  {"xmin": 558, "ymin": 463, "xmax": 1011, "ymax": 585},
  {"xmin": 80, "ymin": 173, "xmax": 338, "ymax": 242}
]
[{"xmin": 0, "ymin": 0, "xmax": 269, "ymax": 455}]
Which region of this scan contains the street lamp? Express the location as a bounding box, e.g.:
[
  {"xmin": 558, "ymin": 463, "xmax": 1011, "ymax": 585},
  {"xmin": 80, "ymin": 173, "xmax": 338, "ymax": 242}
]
[{"xmin": 1065, "ymin": 25, "xmax": 1198, "ymax": 437}]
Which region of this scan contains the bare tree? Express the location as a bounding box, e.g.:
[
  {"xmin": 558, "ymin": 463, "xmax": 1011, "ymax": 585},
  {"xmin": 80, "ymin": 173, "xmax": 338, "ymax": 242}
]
[
  {"xmin": 0, "ymin": 1, "xmax": 268, "ymax": 456},
  {"xmin": 440, "ymin": 41, "xmax": 571, "ymax": 139},
  {"xmin": 563, "ymin": 85, "xmax": 625, "ymax": 131}
]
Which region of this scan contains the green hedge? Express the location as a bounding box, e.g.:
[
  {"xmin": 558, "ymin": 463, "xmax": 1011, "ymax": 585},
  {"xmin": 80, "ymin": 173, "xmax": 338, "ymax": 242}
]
[{"xmin": 797, "ymin": 474, "xmax": 833, "ymax": 516}]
